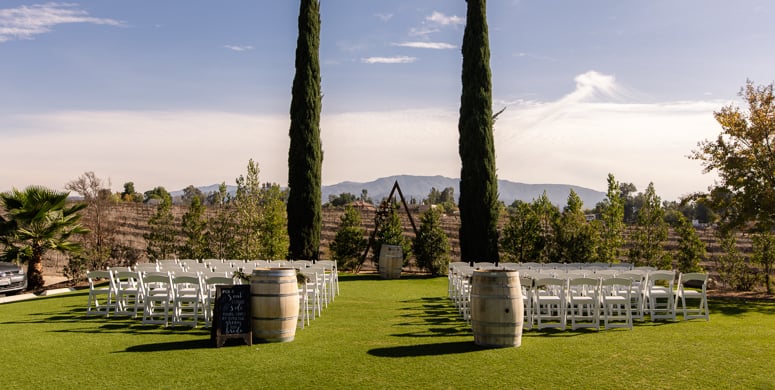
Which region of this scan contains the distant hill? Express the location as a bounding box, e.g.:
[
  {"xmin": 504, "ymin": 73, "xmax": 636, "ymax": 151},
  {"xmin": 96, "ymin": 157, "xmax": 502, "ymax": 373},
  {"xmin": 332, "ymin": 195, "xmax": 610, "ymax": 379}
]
[
  {"xmin": 175, "ymin": 175, "xmax": 606, "ymax": 208},
  {"xmin": 321, "ymin": 175, "xmax": 606, "ymax": 208}
]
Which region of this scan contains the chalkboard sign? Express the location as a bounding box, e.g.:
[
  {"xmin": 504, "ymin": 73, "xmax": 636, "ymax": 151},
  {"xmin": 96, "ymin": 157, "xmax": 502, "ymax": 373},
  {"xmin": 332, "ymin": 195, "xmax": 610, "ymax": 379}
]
[{"xmin": 211, "ymin": 284, "xmax": 252, "ymax": 348}]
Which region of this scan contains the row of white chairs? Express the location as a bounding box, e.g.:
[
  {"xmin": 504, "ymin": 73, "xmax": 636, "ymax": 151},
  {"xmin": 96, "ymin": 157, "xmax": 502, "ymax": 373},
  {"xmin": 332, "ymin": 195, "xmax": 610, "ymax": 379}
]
[
  {"xmin": 86, "ymin": 269, "xmax": 234, "ymax": 327},
  {"xmin": 455, "ymin": 261, "xmax": 643, "ymax": 272},
  {"xmin": 136, "ymin": 259, "xmax": 340, "ymax": 306},
  {"xmin": 86, "ymin": 259, "xmax": 340, "ymax": 329},
  {"xmin": 449, "ymin": 264, "xmax": 709, "ymax": 332},
  {"xmin": 295, "ymin": 262, "xmax": 340, "ymax": 328}
]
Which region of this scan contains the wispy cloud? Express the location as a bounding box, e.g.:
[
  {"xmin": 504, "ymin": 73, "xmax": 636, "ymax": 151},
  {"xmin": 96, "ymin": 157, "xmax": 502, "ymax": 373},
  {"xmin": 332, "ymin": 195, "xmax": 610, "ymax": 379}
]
[
  {"xmin": 392, "ymin": 41, "xmax": 456, "ymax": 50},
  {"xmin": 514, "ymin": 52, "xmax": 557, "ymax": 62},
  {"xmin": 375, "ymin": 13, "xmax": 393, "ymax": 22},
  {"xmin": 0, "ymin": 2, "xmax": 124, "ymax": 43},
  {"xmin": 409, "ymin": 26, "xmax": 440, "ymax": 38},
  {"xmin": 337, "ymin": 40, "xmax": 370, "ymax": 52},
  {"xmin": 361, "ymin": 56, "xmax": 416, "ymax": 64},
  {"xmin": 426, "ymin": 11, "xmax": 464, "ymax": 26},
  {"xmin": 408, "ymin": 11, "xmax": 464, "ymax": 39},
  {"xmin": 224, "ymin": 44, "xmax": 254, "ymax": 52},
  {"xmin": 490, "ymin": 71, "xmax": 721, "ymax": 199},
  {"xmin": 561, "ymin": 71, "xmax": 624, "ymax": 103}
]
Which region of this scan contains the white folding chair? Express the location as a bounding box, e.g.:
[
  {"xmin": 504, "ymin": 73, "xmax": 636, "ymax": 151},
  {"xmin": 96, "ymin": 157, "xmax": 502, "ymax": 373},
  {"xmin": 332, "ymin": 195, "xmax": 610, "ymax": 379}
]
[
  {"xmin": 544, "ymin": 262, "xmax": 563, "ymax": 271},
  {"xmin": 474, "ymin": 262, "xmax": 496, "ymax": 270},
  {"xmin": 520, "ymin": 275, "xmax": 534, "ymax": 330},
  {"xmin": 184, "ymin": 261, "xmax": 212, "ymax": 273},
  {"xmin": 172, "ymin": 274, "xmax": 204, "ymax": 327},
  {"xmin": 300, "ymin": 268, "xmax": 323, "ymax": 319},
  {"xmin": 567, "ymin": 277, "xmax": 601, "ymax": 330},
  {"xmin": 617, "ymin": 272, "xmax": 646, "ymax": 321},
  {"xmin": 316, "ymin": 260, "xmax": 339, "ymax": 297},
  {"xmin": 610, "ymin": 263, "xmax": 633, "ymax": 272},
  {"xmin": 675, "ymin": 272, "xmax": 709, "ymax": 321},
  {"xmin": 113, "ymin": 271, "xmax": 145, "ymax": 318},
  {"xmin": 178, "ymin": 259, "xmax": 198, "ymax": 268},
  {"xmin": 563, "ymin": 269, "xmax": 589, "ymax": 279},
  {"xmin": 600, "ymin": 277, "xmax": 633, "ymax": 330},
  {"xmin": 156, "ymin": 259, "xmax": 178, "ymax": 268},
  {"xmin": 210, "ymin": 262, "xmax": 233, "ymax": 274},
  {"xmin": 594, "ymin": 269, "xmax": 619, "ymax": 278},
  {"xmin": 157, "ymin": 262, "xmax": 185, "ymax": 273},
  {"xmin": 293, "ymin": 260, "xmax": 313, "ymax": 268},
  {"xmin": 646, "ymin": 270, "xmax": 676, "ymax": 321},
  {"xmin": 298, "ymin": 282, "xmax": 310, "ymax": 329},
  {"xmin": 449, "ymin": 262, "xmax": 465, "ymax": 297},
  {"xmin": 142, "ymin": 272, "xmax": 174, "ymax": 326},
  {"xmin": 134, "ymin": 263, "xmax": 159, "ymax": 273},
  {"xmin": 449, "ymin": 265, "xmax": 474, "ymax": 323},
  {"xmin": 86, "ymin": 270, "xmax": 116, "ymax": 317},
  {"xmin": 565, "ymin": 263, "xmax": 584, "ymax": 271},
  {"xmin": 308, "ymin": 265, "xmax": 330, "ymax": 308},
  {"xmin": 533, "ymin": 278, "xmax": 568, "ymax": 330}
]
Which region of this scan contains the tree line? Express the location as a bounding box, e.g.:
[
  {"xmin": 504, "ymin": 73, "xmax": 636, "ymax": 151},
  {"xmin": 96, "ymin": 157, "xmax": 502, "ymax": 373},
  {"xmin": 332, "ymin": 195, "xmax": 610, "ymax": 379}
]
[{"xmin": 57, "ymin": 160, "xmax": 290, "ymax": 285}]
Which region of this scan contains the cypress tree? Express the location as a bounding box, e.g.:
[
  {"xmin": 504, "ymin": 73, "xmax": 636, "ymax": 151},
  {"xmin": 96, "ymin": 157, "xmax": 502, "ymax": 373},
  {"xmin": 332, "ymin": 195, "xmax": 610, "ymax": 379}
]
[
  {"xmin": 458, "ymin": 0, "xmax": 499, "ymax": 264},
  {"xmin": 287, "ymin": 0, "xmax": 322, "ymax": 260}
]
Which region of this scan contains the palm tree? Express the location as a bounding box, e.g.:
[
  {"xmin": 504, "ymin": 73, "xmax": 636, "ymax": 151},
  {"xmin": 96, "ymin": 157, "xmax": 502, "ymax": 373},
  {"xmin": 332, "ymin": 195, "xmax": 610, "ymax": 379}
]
[{"xmin": 0, "ymin": 186, "xmax": 89, "ymax": 292}]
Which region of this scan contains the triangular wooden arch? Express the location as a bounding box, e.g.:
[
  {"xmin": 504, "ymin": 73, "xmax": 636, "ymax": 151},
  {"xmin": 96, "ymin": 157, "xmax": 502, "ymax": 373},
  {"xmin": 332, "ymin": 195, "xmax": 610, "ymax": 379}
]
[{"xmin": 359, "ymin": 180, "xmax": 418, "ymax": 266}]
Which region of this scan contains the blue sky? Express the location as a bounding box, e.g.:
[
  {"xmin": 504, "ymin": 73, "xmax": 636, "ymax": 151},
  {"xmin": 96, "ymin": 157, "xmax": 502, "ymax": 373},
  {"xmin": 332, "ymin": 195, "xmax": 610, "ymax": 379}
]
[{"xmin": 1, "ymin": 1, "xmax": 774, "ymax": 201}]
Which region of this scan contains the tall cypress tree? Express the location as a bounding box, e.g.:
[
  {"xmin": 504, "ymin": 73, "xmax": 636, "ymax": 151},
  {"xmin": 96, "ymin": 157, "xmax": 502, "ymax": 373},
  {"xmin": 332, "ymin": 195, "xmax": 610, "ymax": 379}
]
[
  {"xmin": 458, "ymin": 0, "xmax": 499, "ymax": 264},
  {"xmin": 287, "ymin": 0, "xmax": 322, "ymax": 260}
]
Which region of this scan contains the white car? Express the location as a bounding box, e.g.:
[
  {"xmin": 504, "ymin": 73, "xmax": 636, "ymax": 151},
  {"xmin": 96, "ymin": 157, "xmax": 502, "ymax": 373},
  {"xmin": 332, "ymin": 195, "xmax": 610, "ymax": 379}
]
[{"xmin": 0, "ymin": 262, "xmax": 27, "ymax": 295}]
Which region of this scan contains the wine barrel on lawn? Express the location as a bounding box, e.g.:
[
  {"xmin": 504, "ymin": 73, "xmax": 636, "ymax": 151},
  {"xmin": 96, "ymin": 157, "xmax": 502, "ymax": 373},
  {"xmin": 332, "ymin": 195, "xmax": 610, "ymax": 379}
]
[
  {"xmin": 470, "ymin": 269, "xmax": 523, "ymax": 347},
  {"xmin": 379, "ymin": 244, "xmax": 403, "ymax": 279},
  {"xmin": 250, "ymin": 268, "xmax": 299, "ymax": 342}
]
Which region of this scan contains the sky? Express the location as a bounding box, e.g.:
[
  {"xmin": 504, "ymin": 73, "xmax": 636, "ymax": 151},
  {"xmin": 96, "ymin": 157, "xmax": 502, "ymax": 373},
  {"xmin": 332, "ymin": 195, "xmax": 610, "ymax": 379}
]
[{"xmin": 1, "ymin": 1, "xmax": 774, "ymax": 202}]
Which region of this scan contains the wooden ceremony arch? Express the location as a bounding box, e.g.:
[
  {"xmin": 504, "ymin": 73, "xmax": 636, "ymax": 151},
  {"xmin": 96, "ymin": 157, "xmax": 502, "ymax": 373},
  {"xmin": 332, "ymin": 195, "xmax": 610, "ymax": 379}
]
[{"xmin": 359, "ymin": 180, "xmax": 418, "ymax": 265}]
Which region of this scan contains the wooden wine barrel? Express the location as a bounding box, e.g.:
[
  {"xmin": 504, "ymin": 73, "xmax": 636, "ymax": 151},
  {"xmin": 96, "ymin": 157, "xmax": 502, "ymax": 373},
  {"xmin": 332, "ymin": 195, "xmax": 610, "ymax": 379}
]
[
  {"xmin": 470, "ymin": 269, "xmax": 524, "ymax": 347},
  {"xmin": 250, "ymin": 268, "xmax": 299, "ymax": 342},
  {"xmin": 379, "ymin": 244, "xmax": 403, "ymax": 279}
]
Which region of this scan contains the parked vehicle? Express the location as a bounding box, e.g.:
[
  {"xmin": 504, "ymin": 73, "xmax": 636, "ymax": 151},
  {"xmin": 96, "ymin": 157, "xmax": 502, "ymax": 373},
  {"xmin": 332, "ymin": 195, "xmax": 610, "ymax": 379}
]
[{"xmin": 0, "ymin": 262, "xmax": 27, "ymax": 295}]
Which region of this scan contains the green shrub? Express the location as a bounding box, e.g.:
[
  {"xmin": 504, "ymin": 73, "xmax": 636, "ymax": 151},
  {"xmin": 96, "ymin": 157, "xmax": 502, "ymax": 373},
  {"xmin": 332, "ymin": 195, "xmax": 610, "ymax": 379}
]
[
  {"xmin": 413, "ymin": 208, "xmax": 450, "ymax": 275},
  {"xmin": 372, "ymin": 204, "xmax": 411, "ymax": 266},
  {"xmin": 62, "ymin": 255, "xmax": 88, "ymax": 285},
  {"xmin": 330, "ymin": 206, "xmax": 367, "ymax": 272},
  {"xmin": 673, "ymin": 212, "xmax": 706, "ymax": 273},
  {"xmin": 716, "ymin": 232, "xmax": 760, "ymax": 291}
]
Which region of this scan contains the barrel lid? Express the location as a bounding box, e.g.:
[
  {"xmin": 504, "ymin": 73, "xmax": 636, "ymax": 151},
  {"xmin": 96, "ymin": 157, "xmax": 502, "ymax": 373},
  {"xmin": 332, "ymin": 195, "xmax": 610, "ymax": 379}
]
[
  {"xmin": 472, "ymin": 269, "xmax": 520, "ymax": 276},
  {"xmin": 252, "ymin": 267, "xmax": 296, "ymax": 276}
]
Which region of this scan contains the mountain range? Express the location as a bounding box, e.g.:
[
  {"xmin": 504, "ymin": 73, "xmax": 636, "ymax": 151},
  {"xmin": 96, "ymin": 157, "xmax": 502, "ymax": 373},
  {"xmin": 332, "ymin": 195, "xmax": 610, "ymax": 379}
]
[{"xmin": 176, "ymin": 175, "xmax": 606, "ymax": 208}]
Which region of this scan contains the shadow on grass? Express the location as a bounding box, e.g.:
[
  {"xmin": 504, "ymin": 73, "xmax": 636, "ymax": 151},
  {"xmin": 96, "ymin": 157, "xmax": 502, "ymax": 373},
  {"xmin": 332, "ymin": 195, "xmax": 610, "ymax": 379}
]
[
  {"xmin": 50, "ymin": 323, "xmax": 211, "ymax": 338},
  {"xmin": 119, "ymin": 338, "xmax": 213, "ymax": 353},
  {"xmin": 709, "ymin": 298, "xmax": 775, "ymax": 316},
  {"xmin": 1, "ymin": 298, "xmax": 211, "ymax": 337},
  {"xmin": 391, "ymin": 297, "xmax": 472, "ymax": 338},
  {"xmin": 368, "ymin": 341, "xmax": 488, "ymax": 357},
  {"xmin": 523, "ymin": 328, "xmax": 595, "ymax": 338}
]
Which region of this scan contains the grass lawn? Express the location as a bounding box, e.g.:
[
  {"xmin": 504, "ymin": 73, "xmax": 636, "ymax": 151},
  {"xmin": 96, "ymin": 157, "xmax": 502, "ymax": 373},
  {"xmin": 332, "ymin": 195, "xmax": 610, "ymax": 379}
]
[{"xmin": 1, "ymin": 274, "xmax": 774, "ymax": 389}]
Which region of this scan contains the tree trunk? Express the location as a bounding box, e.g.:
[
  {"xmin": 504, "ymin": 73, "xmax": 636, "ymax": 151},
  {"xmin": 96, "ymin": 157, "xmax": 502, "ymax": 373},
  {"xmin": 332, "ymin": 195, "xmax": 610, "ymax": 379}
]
[{"xmin": 27, "ymin": 254, "xmax": 45, "ymax": 292}]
